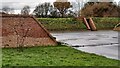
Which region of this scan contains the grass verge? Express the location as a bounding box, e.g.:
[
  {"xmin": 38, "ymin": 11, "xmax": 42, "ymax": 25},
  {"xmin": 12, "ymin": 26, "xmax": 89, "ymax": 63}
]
[{"xmin": 2, "ymin": 45, "xmax": 120, "ymax": 67}]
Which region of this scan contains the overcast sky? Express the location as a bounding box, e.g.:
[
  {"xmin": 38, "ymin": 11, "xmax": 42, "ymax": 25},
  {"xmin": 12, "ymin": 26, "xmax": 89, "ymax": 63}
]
[
  {"xmin": 0, "ymin": 0, "xmax": 120, "ymax": 14},
  {"xmin": 1, "ymin": 0, "xmax": 119, "ymax": 2}
]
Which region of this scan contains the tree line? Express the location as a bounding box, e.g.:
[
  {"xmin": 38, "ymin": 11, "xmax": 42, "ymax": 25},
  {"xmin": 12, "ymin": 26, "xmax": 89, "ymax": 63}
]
[{"xmin": 1, "ymin": 0, "xmax": 120, "ymax": 17}]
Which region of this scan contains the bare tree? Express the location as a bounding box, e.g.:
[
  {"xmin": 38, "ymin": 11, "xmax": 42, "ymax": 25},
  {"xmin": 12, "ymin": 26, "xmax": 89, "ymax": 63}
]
[
  {"xmin": 75, "ymin": 0, "xmax": 81, "ymax": 17},
  {"xmin": 118, "ymin": 1, "xmax": 120, "ymax": 17},
  {"xmin": 119, "ymin": 1, "xmax": 120, "ymax": 6},
  {"xmin": 6, "ymin": 16, "xmax": 31, "ymax": 50},
  {"xmin": 53, "ymin": 2, "xmax": 71, "ymax": 17},
  {"xmin": 81, "ymin": 1, "xmax": 119, "ymax": 17},
  {"xmin": 21, "ymin": 5, "xmax": 30, "ymax": 15},
  {"xmin": 73, "ymin": 0, "xmax": 85, "ymax": 17}
]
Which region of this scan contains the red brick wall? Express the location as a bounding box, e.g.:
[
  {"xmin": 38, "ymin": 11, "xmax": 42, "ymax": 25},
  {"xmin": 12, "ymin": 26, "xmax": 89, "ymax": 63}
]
[
  {"xmin": 1, "ymin": 15, "xmax": 57, "ymax": 47},
  {"xmin": 0, "ymin": 17, "xmax": 1, "ymax": 68},
  {"xmin": 2, "ymin": 35, "xmax": 56, "ymax": 48}
]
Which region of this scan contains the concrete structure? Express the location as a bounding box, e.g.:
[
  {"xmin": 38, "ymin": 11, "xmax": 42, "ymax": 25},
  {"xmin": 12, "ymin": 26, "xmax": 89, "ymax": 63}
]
[
  {"xmin": 113, "ymin": 23, "xmax": 120, "ymax": 31},
  {"xmin": 83, "ymin": 17, "xmax": 97, "ymax": 31},
  {"xmin": 0, "ymin": 14, "xmax": 57, "ymax": 48},
  {"xmin": 83, "ymin": 18, "xmax": 91, "ymax": 30}
]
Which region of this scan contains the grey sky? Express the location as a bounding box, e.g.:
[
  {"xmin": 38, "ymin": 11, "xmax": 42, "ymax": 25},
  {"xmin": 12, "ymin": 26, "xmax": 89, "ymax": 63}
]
[
  {"xmin": 0, "ymin": 0, "xmax": 119, "ymax": 14},
  {"xmin": 1, "ymin": 0, "xmax": 119, "ymax": 2},
  {"xmin": 1, "ymin": 2, "xmax": 38, "ymax": 10},
  {"xmin": 1, "ymin": 0, "xmax": 119, "ymax": 9}
]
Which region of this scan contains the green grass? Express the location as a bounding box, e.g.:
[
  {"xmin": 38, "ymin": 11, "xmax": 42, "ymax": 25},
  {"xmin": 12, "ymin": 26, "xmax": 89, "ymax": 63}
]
[
  {"xmin": 2, "ymin": 45, "xmax": 120, "ymax": 67},
  {"xmin": 0, "ymin": 49, "xmax": 2, "ymax": 68},
  {"xmin": 37, "ymin": 17, "xmax": 120, "ymax": 31},
  {"xmin": 93, "ymin": 17, "xmax": 120, "ymax": 29},
  {"xmin": 37, "ymin": 18, "xmax": 86, "ymax": 31}
]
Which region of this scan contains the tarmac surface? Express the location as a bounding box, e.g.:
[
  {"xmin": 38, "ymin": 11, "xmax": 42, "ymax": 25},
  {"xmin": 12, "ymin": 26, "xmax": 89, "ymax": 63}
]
[{"xmin": 51, "ymin": 30, "xmax": 120, "ymax": 60}]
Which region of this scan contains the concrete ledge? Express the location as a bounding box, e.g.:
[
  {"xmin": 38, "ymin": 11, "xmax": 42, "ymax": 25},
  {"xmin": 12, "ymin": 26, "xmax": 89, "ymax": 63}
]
[{"xmin": 113, "ymin": 27, "xmax": 120, "ymax": 31}]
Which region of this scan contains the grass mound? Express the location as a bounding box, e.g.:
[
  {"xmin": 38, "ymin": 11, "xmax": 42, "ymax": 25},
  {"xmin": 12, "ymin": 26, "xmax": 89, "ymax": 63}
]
[{"xmin": 38, "ymin": 17, "xmax": 120, "ymax": 31}]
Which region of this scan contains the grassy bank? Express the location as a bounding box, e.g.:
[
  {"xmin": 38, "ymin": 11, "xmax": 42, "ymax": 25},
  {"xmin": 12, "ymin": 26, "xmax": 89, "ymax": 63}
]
[
  {"xmin": 2, "ymin": 45, "xmax": 120, "ymax": 67},
  {"xmin": 38, "ymin": 18, "xmax": 86, "ymax": 31},
  {"xmin": 37, "ymin": 17, "xmax": 120, "ymax": 31},
  {"xmin": 93, "ymin": 17, "xmax": 120, "ymax": 30}
]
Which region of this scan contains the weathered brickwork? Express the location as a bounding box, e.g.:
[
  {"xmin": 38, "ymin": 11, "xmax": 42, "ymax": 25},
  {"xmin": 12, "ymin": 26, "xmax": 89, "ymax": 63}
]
[{"xmin": 1, "ymin": 14, "xmax": 57, "ymax": 48}]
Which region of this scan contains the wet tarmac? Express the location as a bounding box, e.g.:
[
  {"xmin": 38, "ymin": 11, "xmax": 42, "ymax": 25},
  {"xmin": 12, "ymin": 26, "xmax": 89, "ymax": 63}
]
[{"xmin": 51, "ymin": 30, "xmax": 120, "ymax": 60}]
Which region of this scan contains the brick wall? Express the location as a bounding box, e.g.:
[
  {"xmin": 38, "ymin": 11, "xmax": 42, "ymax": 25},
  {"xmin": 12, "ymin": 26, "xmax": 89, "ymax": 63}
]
[
  {"xmin": 2, "ymin": 35, "xmax": 56, "ymax": 48},
  {"xmin": 1, "ymin": 15, "xmax": 57, "ymax": 47}
]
